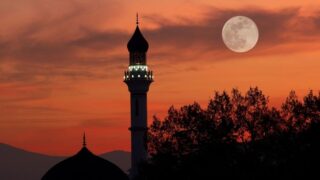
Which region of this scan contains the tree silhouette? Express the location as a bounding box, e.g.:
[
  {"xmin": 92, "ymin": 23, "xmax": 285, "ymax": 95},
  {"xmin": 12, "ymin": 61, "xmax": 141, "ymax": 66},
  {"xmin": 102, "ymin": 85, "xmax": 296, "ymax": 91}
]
[{"xmin": 136, "ymin": 87, "xmax": 320, "ymax": 179}]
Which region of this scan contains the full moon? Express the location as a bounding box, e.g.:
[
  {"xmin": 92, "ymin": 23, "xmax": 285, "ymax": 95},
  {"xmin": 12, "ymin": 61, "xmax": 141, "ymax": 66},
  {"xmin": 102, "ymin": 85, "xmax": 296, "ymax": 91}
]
[{"xmin": 222, "ymin": 16, "xmax": 259, "ymax": 53}]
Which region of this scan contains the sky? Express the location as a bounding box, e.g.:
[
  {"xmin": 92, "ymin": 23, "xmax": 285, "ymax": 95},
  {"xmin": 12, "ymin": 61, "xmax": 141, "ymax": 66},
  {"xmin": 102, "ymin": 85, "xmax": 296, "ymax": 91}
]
[{"xmin": 0, "ymin": 0, "xmax": 320, "ymax": 155}]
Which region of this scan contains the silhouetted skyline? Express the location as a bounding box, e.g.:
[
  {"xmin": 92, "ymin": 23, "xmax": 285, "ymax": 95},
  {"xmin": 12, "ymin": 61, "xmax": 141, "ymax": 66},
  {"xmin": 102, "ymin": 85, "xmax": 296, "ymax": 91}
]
[{"xmin": 0, "ymin": 0, "xmax": 319, "ymax": 155}]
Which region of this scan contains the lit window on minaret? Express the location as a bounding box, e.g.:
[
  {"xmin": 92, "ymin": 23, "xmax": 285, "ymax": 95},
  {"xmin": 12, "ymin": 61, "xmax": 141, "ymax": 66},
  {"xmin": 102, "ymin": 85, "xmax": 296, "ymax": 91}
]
[{"xmin": 135, "ymin": 99, "xmax": 139, "ymax": 116}]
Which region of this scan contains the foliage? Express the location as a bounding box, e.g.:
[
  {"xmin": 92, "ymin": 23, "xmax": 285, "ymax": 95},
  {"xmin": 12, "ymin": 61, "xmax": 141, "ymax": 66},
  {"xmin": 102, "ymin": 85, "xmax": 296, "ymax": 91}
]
[{"xmin": 137, "ymin": 87, "xmax": 320, "ymax": 179}]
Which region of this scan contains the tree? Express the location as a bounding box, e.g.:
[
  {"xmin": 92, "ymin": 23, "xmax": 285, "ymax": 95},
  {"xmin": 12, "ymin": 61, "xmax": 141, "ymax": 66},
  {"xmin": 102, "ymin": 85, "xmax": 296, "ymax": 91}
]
[
  {"xmin": 138, "ymin": 88, "xmax": 320, "ymax": 179},
  {"xmin": 281, "ymin": 91, "xmax": 306, "ymax": 132}
]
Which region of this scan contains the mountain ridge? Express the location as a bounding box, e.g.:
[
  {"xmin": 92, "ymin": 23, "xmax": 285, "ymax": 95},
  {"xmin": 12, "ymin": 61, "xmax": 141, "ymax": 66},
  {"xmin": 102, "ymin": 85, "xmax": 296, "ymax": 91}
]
[{"xmin": 0, "ymin": 143, "xmax": 130, "ymax": 180}]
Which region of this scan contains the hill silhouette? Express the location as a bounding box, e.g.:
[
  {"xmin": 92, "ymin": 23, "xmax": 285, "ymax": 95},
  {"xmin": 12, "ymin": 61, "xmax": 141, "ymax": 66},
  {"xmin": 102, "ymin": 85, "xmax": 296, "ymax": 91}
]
[{"xmin": 0, "ymin": 143, "xmax": 130, "ymax": 180}]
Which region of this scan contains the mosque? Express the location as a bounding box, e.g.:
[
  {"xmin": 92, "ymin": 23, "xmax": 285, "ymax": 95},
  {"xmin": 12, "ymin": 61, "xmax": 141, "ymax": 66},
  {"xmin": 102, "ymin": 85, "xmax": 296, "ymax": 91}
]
[{"xmin": 42, "ymin": 15, "xmax": 153, "ymax": 180}]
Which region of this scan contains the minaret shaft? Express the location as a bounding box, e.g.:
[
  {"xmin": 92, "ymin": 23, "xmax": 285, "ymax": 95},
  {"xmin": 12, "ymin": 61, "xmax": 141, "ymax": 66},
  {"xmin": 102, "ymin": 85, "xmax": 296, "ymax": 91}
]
[
  {"xmin": 129, "ymin": 92, "xmax": 148, "ymax": 177},
  {"xmin": 130, "ymin": 93, "xmax": 148, "ymax": 128},
  {"xmin": 125, "ymin": 81, "xmax": 152, "ymax": 178}
]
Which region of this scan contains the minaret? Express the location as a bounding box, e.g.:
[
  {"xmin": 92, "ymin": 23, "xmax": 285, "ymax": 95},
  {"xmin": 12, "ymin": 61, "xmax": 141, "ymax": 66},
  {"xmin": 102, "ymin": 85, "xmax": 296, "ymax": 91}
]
[{"xmin": 124, "ymin": 14, "xmax": 153, "ymax": 178}]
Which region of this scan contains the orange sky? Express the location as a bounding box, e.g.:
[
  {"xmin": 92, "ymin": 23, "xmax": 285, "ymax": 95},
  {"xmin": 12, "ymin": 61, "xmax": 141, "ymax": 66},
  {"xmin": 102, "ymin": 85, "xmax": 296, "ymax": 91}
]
[{"xmin": 0, "ymin": 0, "xmax": 320, "ymax": 155}]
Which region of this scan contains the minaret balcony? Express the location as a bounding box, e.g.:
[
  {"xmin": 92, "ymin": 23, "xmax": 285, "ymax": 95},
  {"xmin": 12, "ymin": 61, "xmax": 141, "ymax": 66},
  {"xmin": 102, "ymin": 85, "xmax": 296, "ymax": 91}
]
[{"xmin": 124, "ymin": 65, "xmax": 153, "ymax": 82}]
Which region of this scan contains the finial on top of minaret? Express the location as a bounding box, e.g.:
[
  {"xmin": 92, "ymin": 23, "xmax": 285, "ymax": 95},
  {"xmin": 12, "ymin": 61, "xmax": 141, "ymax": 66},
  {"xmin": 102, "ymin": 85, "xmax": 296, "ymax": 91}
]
[
  {"xmin": 83, "ymin": 132, "xmax": 86, "ymax": 147},
  {"xmin": 136, "ymin": 13, "xmax": 139, "ymax": 25}
]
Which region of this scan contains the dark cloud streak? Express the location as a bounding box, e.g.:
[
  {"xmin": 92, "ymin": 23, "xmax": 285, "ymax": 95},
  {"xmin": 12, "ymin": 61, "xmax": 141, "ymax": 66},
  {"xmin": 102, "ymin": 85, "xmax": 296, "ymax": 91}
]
[{"xmin": 1, "ymin": 6, "xmax": 319, "ymax": 85}]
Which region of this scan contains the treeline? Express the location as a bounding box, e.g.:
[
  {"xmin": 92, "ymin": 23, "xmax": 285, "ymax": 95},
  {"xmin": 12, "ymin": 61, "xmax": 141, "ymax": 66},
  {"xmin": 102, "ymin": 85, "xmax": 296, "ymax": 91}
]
[{"xmin": 138, "ymin": 87, "xmax": 320, "ymax": 179}]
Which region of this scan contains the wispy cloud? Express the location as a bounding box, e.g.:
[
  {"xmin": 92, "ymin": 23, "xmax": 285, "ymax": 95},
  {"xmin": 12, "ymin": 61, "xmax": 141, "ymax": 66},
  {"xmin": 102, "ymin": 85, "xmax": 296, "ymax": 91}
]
[{"xmin": 1, "ymin": 6, "xmax": 319, "ymax": 83}]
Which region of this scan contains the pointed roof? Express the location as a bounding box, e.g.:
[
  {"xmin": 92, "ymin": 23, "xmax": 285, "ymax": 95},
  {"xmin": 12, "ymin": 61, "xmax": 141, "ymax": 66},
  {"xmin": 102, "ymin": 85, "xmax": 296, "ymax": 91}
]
[
  {"xmin": 42, "ymin": 136, "xmax": 128, "ymax": 180},
  {"xmin": 127, "ymin": 15, "xmax": 149, "ymax": 53}
]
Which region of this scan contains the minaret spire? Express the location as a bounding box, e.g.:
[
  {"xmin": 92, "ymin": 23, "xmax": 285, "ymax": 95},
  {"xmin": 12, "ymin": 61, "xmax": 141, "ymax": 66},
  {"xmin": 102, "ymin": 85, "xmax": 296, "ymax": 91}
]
[
  {"xmin": 136, "ymin": 13, "xmax": 139, "ymax": 25},
  {"xmin": 83, "ymin": 132, "xmax": 86, "ymax": 147}
]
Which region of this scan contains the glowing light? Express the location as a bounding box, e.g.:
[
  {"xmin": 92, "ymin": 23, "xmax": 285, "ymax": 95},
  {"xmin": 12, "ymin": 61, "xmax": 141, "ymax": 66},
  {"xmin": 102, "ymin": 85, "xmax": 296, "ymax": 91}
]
[
  {"xmin": 128, "ymin": 65, "xmax": 148, "ymax": 72},
  {"xmin": 138, "ymin": 75, "xmax": 141, "ymax": 78}
]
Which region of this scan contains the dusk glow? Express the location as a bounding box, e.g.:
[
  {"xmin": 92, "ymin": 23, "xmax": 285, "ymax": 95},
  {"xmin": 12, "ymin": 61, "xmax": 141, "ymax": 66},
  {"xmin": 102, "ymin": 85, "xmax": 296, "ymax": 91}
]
[{"xmin": 0, "ymin": 0, "xmax": 319, "ymax": 156}]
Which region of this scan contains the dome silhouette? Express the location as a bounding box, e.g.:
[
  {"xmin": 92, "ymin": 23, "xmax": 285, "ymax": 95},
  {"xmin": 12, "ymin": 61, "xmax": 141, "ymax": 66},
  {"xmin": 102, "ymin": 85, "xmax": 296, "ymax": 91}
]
[
  {"xmin": 127, "ymin": 26, "xmax": 149, "ymax": 52},
  {"xmin": 42, "ymin": 145, "xmax": 129, "ymax": 180}
]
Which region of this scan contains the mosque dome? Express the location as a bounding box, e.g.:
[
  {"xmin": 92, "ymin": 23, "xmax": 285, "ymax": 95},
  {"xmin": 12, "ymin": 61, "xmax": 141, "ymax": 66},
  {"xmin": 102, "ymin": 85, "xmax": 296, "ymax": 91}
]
[{"xmin": 42, "ymin": 137, "xmax": 129, "ymax": 180}]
